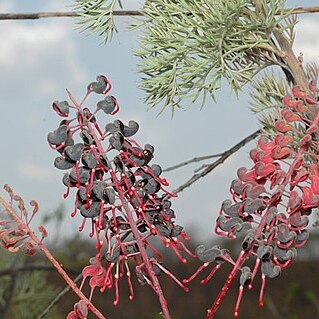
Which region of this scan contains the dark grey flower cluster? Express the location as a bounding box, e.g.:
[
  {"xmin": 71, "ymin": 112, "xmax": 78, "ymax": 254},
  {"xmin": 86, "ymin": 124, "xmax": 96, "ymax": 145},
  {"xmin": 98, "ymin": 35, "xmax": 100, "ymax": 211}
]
[{"xmin": 48, "ymin": 76, "xmax": 192, "ymax": 307}]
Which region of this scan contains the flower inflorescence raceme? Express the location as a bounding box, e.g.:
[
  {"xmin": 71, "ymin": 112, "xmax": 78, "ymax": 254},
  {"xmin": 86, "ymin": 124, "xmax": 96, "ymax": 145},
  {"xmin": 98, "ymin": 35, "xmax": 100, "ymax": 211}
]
[
  {"xmin": 184, "ymin": 83, "xmax": 319, "ymax": 319},
  {"xmin": 48, "ymin": 75, "xmax": 193, "ymax": 319}
]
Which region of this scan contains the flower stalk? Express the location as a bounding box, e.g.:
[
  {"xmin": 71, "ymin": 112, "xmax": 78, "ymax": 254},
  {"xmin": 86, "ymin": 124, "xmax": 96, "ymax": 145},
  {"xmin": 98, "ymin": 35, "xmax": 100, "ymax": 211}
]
[
  {"xmin": 0, "ymin": 190, "xmax": 106, "ymax": 319},
  {"xmin": 48, "ymin": 75, "xmax": 192, "ymax": 318}
]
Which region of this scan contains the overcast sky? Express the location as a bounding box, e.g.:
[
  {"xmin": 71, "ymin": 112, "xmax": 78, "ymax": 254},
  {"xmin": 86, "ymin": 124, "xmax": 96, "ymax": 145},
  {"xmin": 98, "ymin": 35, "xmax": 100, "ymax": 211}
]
[{"xmin": 0, "ymin": 0, "xmax": 318, "ymax": 240}]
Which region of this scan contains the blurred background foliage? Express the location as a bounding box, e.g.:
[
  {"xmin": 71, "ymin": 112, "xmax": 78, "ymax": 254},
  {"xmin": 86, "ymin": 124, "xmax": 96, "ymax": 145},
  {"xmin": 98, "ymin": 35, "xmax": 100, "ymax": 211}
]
[{"xmin": 1, "ymin": 206, "xmax": 318, "ymax": 319}]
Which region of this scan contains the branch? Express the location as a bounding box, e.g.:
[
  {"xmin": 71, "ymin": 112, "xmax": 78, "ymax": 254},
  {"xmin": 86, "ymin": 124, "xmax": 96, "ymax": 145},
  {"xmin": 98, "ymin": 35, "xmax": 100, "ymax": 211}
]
[
  {"xmin": 273, "ymin": 30, "xmax": 309, "ymax": 90},
  {"xmin": 0, "ymin": 10, "xmax": 142, "ymax": 20},
  {"xmin": 163, "ymin": 153, "xmax": 224, "ymax": 172},
  {"xmin": 172, "ymin": 129, "xmax": 261, "ymax": 195},
  {"xmin": 0, "ymin": 264, "xmax": 77, "ymax": 277},
  {"xmin": 0, "ymin": 6, "xmax": 318, "ymax": 21},
  {"xmin": 1, "ymin": 259, "xmax": 18, "ymax": 319},
  {"xmin": 37, "ymin": 273, "xmax": 83, "ymax": 319},
  {"xmin": 283, "ymin": 6, "xmax": 319, "ymax": 14}
]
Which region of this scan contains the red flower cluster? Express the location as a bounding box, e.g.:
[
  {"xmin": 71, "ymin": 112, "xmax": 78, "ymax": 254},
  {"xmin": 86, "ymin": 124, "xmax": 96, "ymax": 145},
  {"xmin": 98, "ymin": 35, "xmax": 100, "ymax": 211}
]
[
  {"xmin": 48, "ymin": 76, "xmax": 193, "ymax": 318},
  {"xmin": 187, "ymin": 83, "xmax": 319, "ymax": 318}
]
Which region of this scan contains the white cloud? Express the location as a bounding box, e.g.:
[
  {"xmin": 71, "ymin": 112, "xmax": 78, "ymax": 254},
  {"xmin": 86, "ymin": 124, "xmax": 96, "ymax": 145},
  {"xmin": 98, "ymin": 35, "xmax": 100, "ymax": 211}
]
[
  {"xmin": 17, "ymin": 161, "xmax": 55, "ymax": 181},
  {"xmin": 294, "ymin": 17, "xmax": 319, "ymax": 64},
  {"xmin": 0, "ymin": 20, "xmax": 87, "ymax": 101}
]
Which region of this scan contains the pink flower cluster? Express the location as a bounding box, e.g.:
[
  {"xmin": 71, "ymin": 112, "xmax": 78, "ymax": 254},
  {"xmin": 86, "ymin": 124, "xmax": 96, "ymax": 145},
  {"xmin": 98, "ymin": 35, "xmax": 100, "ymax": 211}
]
[
  {"xmin": 48, "ymin": 76, "xmax": 193, "ymax": 318},
  {"xmin": 188, "ymin": 83, "xmax": 319, "ymax": 318}
]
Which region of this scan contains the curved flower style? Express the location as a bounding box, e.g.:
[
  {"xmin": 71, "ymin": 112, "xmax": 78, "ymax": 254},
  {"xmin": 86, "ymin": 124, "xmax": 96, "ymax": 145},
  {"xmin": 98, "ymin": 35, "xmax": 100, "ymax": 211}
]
[
  {"xmin": 0, "ymin": 185, "xmax": 44, "ymax": 256},
  {"xmin": 48, "ymin": 76, "xmax": 193, "ymax": 319},
  {"xmin": 185, "ymin": 83, "xmax": 319, "ymax": 318}
]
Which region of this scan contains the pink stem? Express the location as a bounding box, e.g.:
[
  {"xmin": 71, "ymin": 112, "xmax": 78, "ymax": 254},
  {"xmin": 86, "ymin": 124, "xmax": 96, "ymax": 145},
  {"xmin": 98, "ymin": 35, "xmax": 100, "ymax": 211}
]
[
  {"xmin": 0, "ymin": 197, "xmax": 107, "ymax": 319},
  {"xmin": 83, "ymin": 103, "xmax": 172, "ymax": 319},
  {"xmin": 208, "ymin": 149, "xmax": 307, "ymax": 318},
  {"xmin": 207, "ymin": 250, "xmax": 248, "ymax": 319}
]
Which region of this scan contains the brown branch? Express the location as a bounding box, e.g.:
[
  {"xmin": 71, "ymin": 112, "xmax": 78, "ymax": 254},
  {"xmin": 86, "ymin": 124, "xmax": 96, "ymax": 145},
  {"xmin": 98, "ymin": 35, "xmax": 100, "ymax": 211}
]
[
  {"xmin": 2, "ymin": 275, "xmax": 17, "ymax": 318},
  {"xmin": 163, "ymin": 153, "xmax": 224, "ymax": 173},
  {"xmin": 0, "ymin": 11, "xmax": 142, "ymax": 20},
  {"xmin": 1, "ymin": 258, "xmax": 18, "ymax": 319},
  {"xmin": 172, "ymin": 129, "xmax": 261, "ymax": 195},
  {"xmin": 0, "ymin": 6, "xmax": 318, "ymax": 21},
  {"xmin": 0, "ymin": 12, "xmax": 76, "ymax": 20},
  {"xmin": 0, "ymin": 264, "xmax": 77, "ymax": 277},
  {"xmin": 273, "ymin": 30, "xmax": 309, "ymax": 91},
  {"xmin": 283, "ymin": 6, "xmax": 319, "ymax": 14}
]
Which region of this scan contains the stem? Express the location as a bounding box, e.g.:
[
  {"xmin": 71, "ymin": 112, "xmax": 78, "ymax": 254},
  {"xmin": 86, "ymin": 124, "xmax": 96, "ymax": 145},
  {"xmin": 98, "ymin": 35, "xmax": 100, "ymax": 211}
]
[
  {"xmin": 0, "ymin": 264, "xmax": 76, "ymax": 277},
  {"xmin": 116, "ymin": 189, "xmax": 171, "ymax": 319},
  {"xmin": 0, "ymin": 197, "xmax": 107, "ymax": 319},
  {"xmin": 272, "ymin": 28, "xmax": 319, "ymax": 122},
  {"xmin": 207, "ymin": 147, "xmax": 307, "ymax": 318},
  {"xmin": 1, "ymin": 258, "xmax": 18, "ymax": 319},
  {"xmin": 37, "ymin": 273, "xmax": 83, "ymax": 319},
  {"xmin": 253, "ymin": 1, "xmax": 310, "ymax": 92},
  {"xmin": 0, "ymin": 6, "xmax": 319, "ymax": 21},
  {"xmin": 207, "ymin": 250, "xmax": 248, "ymax": 319},
  {"xmin": 82, "ymin": 107, "xmax": 171, "ymax": 318},
  {"xmin": 0, "ymin": 11, "xmax": 143, "ymax": 20},
  {"xmin": 172, "ymin": 129, "xmax": 261, "ymax": 195},
  {"xmin": 272, "ymin": 30, "xmax": 309, "ymax": 91}
]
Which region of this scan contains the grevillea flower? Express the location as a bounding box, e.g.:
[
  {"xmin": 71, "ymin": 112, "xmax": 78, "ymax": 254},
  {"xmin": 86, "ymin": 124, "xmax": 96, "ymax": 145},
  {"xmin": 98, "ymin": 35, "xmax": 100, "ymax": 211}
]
[
  {"xmin": 48, "ymin": 76, "xmax": 194, "ymax": 318},
  {"xmin": 184, "ymin": 82, "xmax": 319, "ymax": 319}
]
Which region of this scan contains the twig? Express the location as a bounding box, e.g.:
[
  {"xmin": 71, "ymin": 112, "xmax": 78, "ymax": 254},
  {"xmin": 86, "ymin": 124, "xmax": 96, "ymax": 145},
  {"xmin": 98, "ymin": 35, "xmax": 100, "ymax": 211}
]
[
  {"xmin": 194, "ymin": 163, "xmax": 211, "ymax": 173},
  {"xmin": 273, "ymin": 30, "xmax": 309, "ymax": 91},
  {"xmin": 283, "ymin": 6, "xmax": 319, "ymax": 14},
  {"xmin": 0, "ymin": 11, "xmax": 142, "ymax": 20},
  {"xmin": 1, "ymin": 258, "xmax": 18, "ymax": 319},
  {"xmin": 172, "ymin": 129, "xmax": 261, "ymax": 195},
  {"xmin": 2, "ymin": 274, "xmax": 17, "ymax": 318},
  {"xmin": 37, "ymin": 273, "xmax": 83, "ymax": 319},
  {"xmin": 163, "ymin": 153, "xmax": 223, "ymax": 172},
  {"xmin": 0, "ymin": 6, "xmax": 318, "ymax": 21},
  {"xmin": 0, "ymin": 264, "xmax": 77, "ymax": 277}
]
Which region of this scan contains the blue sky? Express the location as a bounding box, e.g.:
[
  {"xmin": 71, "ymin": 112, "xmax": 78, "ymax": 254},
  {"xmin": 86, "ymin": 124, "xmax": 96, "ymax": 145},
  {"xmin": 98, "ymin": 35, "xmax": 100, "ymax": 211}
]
[{"xmin": 0, "ymin": 0, "xmax": 318, "ymax": 240}]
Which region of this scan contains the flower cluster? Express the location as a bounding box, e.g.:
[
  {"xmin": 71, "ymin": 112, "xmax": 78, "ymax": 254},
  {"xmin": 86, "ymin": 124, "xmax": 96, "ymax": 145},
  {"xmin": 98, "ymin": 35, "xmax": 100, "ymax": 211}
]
[
  {"xmin": 48, "ymin": 76, "xmax": 193, "ymax": 317},
  {"xmin": 67, "ymin": 300, "xmax": 88, "ymax": 319},
  {"xmin": 0, "ymin": 185, "xmax": 47, "ymax": 256},
  {"xmin": 185, "ymin": 83, "xmax": 319, "ymax": 319}
]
